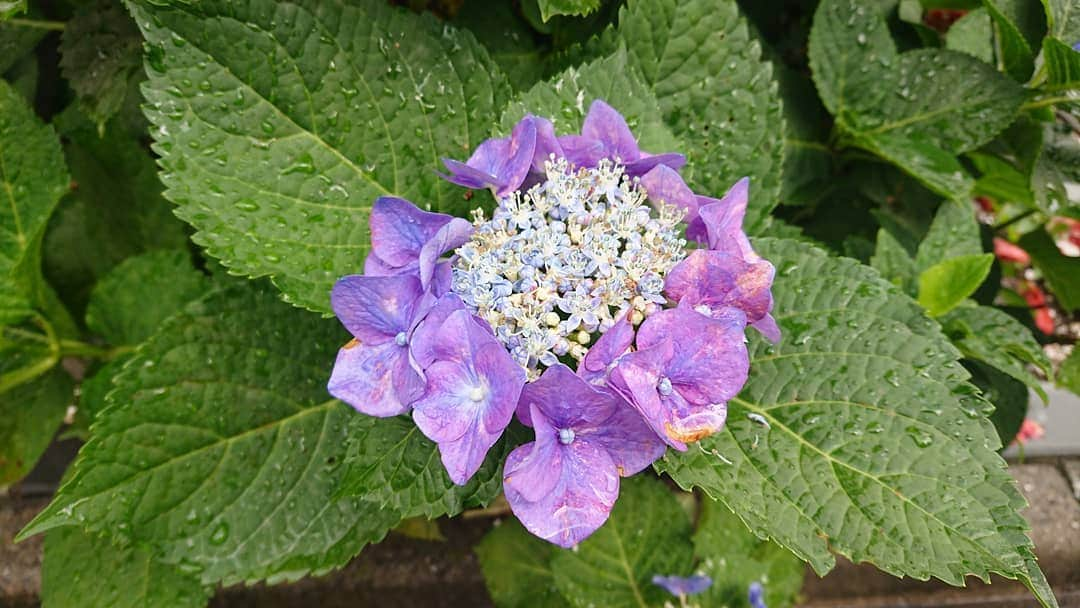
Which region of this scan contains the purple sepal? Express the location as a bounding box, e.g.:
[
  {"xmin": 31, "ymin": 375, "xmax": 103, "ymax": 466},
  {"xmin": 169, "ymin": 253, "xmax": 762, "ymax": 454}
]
[
  {"xmin": 327, "ymin": 274, "xmax": 432, "ymax": 417},
  {"xmin": 689, "ymin": 177, "xmax": 754, "ymax": 261},
  {"xmin": 578, "ymin": 313, "xmax": 635, "ymax": 386},
  {"xmin": 580, "ymin": 100, "xmax": 684, "ymax": 175},
  {"xmin": 609, "ymin": 307, "xmax": 748, "ymax": 448},
  {"xmin": 665, "ymin": 249, "xmax": 777, "ymax": 342},
  {"xmin": 366, "ymin": 197, "xmax": 473, "ymax": 289},
  {"xmin": 639, "ymin": 164, "xmax": 699, "ymax": 228},
  {"xmin": 653, "ymin": 574, "xmax": 713, "ymax": 597},
  {"xmin": 411, "ymin": 310, "xmax": 525, "ymax": 485},
  {"xmin": 749, "ymin": 581, "xmax": 767, "ymax": 608},
  {"xmin": 503, "ymin": 365, "xmax": 664, "ymax": 547},
  {"xmin": 440, "ymin": 116, "xmax": 539, "ymax": 198}
]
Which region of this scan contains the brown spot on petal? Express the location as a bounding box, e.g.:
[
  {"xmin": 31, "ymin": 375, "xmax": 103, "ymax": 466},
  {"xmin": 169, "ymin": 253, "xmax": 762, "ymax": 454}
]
[
  {"xmin": 343, "ymin": 338, "xmax": 361, "ymax": 350},
  {"xmin": 665, "ymin": 422, "xmax": 715, "ymax": 443},
  {"xmin": 616, "ymin": 465, "xmax": 625, "ymax": 476}
]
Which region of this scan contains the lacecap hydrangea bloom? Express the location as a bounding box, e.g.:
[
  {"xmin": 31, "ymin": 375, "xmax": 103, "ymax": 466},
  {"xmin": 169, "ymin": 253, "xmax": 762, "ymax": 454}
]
[{"xmin": 328, "ymin": 100, "xmax": 778, "ymax": 547}]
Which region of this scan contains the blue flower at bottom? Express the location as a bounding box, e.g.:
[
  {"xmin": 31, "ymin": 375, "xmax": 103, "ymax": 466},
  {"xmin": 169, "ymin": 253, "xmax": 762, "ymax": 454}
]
[{"xmin": 652, "ymin": 574, "xmax": 712, "ymax": 597}]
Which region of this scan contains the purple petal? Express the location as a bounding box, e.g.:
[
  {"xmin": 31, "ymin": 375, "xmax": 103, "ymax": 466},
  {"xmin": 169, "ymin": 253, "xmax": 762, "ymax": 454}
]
[
  {"xmin": 503, "ymin": 438, "xmax": 620, "ymax": 548},
  {"xmin": 362, "ymin": 251, "xmax": 401, "ymax": 277},
  {"xmin": 503, "ymin": 403, "xmax": 562, "ymax": 502},
  {"xmin": 369, "ymin": 197, "xmax": 460, "ymax": 270},
  {"xmin": 581, "ymin": 99, "xmax": 641, "ymax": 163},
  {"xmin": 580, "ymin": 313, "xmax": 635, "ymax": 383},
  {"xmin": 639, "ymin": 165, "xmax": 699, "ymax": 227},
  {"xmin": 752, "ymin": 313, "xmax": 782, "ymax": 343},
  {"xmin": 653, "ymin": 574, "xmax": 713, "ymax": 597},
  {"xmin": 556, "ymin": 135, "xmax": 606, "ymax": 169},
  {"xmin": 328, "ymin": 340, "xmax": 423, "ymax": 417},
  {"xmin": 665, "ymin": 249, "xmax": 776, "ymax": 326},
  {"xmin": 440, "ymin": 157, "xmax": 499, "ymax": 190},
  {"xmin": 417, "ymin": 217, "xmax": 472, "ymax": 288},
  {"xmin": 636, "ymin": 307, "xmax": 749, "ymax": 407},
  {"xmin": 578, "ymin": 397, "xmax": 666, "ymax": 476},
  {"xmin": 411, "ymin": 359, "xmax": 485, "ymax": 442},
  {"xmin": 531, "ymin": 116, "xmax": 564, "ymax": 172},
  {"xmin": 607, "ymin": 340, "xmax": 685, "ymax": 450},
  {"xmin": 622, "ymin": 152, "xmax": 687, "ymax": 177},
  {"xmin": 521, "ymin": 364, "xmax": 616, "ymax": 428},
  {"xmin": 440, "ymin": 117, "xmax": 538, "ymax": 198},
  {"xmin": 410, "ymin": 301, "xmax": 491, "ymax": 369},
  {"xmin": 695, "ymin": 178, "xmax": 755, "ymax": 259},
  {"xmin": 436, "ymin": 418, "xmax": 506, "ymax": 486},
  {"xmin": 331, "ymin": 274, "xmax": 424, "ymax": 344}
]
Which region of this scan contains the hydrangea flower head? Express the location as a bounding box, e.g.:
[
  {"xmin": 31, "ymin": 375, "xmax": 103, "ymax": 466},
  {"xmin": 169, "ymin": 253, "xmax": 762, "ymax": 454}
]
[{"xmin": 328, "ymin": 99, "xmax": 778, "ymax": 546}]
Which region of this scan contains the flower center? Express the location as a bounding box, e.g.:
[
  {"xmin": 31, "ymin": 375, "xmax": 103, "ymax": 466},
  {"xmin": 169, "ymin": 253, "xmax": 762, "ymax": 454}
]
[
  {"xmin": 450, "ymin": 158, "xmax": 687, "ymax": 378},
  {"xmin": 394, "ymin": 331, "xmax": 408, "ymax": 347},
  {"xmin": 558, "ymin": 428, "xmax": 576, "ymax": 445},
  {"xmin": 468, "ymin": 386, "xmax": 486, "ymax": 402},
  {"xmin": 658, "ymin": 376, "xmax": 673, "ymax": 396}
]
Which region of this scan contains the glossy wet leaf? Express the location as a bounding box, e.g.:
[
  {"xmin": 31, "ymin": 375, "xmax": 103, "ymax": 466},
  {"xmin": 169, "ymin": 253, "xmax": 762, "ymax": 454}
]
[
  {"xmin": 0, "ymin": 366, "xmax": 72, "ymax": 488},
  {"xmin": 918, "ymin": 253, "xmax": 995, "ymax": 316},
  {"xmin": 20, "ymin": 282, "xmax": 398, "ymax": 585},
  {"xmin": 476, "ymin": 519, "xmax": 565, "ymax": 608},
  {"xmin": 656, "ymin": 238, "xmax": 1057, "ymax": 608},
  {"xmin": 131, "ymin": 0, "xmax": 511, "ymax": 312}
]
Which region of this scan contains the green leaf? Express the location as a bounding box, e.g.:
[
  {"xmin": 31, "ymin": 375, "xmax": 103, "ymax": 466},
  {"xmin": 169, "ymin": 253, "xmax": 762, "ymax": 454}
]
[
  {"xmin": 337, "ymin": 415, "xmax": 516, "ymax": 520},
  {"xmin": 1043, "ymin": 0, "xmax": 1080, "ymax": 42},
  {"xmin": 1020, "ymin": 227, "xmax": 1080, "ymax": 310},
  {"xmin": 1058, "ymin": 346, "xmax": 1080, "ymax": 395},
  {"xmin": 0, "ymin": 365, "xmax": 72, "ymax": 488},
  {"xmin": 871, "ymin": 228, "xmax": 918, "ymax": 294},
  {"xmin": 655, "ymin": 238, "xmax": 1057, "ymax": 608},
  {"xmin": 0, "ymin": 19, "xmax": 43, "ymax": 74},
  {"xmin": 915, "ymin": 198, "xmax": 983, "ymax": 271},
  {"xmin": 500, "ymin": 48, "xmax": 678, "ymax": 156},
  {"xmin": 85, "ymin": 250, "xmax": 208, "ymax": 346},
  {"xmin": 851, "ymin": 131, "xmax": 975, "ymax": 199},
  {"xmin": 43, "ymin": 109, "xmax": 190, "ymax": 316},
  {"xmin": 615, "ymin": 0, "xmax": 786, "ymax": 232},
  {"xmin": 0, "ymin": 79, "xmax": 70, "ymax": 313},
  {"xmin": 947, "ymin": 8, "xmax": 994, "ymax": 64},
  {"xmin": 454, "ymin": 2, "xmax": 546, "ymax": 92},
  {"xmin": 537, "ymin": 0, "xmax": 602, "ymax": 22},
  {"xmin": 1042, "ymin": 37, "xmax": 1080, "ymax": 89},
  {"xmin": 808, "ymin": 0, "xmax": 896, "ymax": 119},
  {"xmin": 0, "ymin": 275, "xmax": 32, "ymax": 327},
  {"xmin": 476, "ymin": 519, "xmax": 565, "ymax": 608},
  {"xmin": 982, "ymin": 0, "xmax": 1037, "ymax": 81},
  {"xmin": 0, "ymin": 1, "xmax": 25, "ymax": 20},
  {"xmin": 42, "ymin": 526, "xmax": 211, "ymax": 608},
  {"xmin": 941, "ymin": 302, "xmax": 1053, "ymax": 401},
  {"xmin": 1033, "ymin": 123, "xmax": 1080, "ymax": 218},
  {"xmin": 60, "ymin": 0, "xmax": 144, "ymax": 131},
  {"xmin": 693, "ymin": 498, "xmax": 805, "ymax": 608},
  {"xmin": 19, "ymin": 282, "xmax": 397, "ymax": 585},
  {"xmin": 551, "ymin": 476, "xmax": 694, "ymax": 608},
  {"xmin": 132, "ymin": 0, "xmax": 512, "ymax": 313},
  {"xmin": 918, "ymin": 253, "xmax": 995, "ymax": 316},
  {"xmin": 70, "ymin": 356, "xmax": 129, "ymax": 438}
]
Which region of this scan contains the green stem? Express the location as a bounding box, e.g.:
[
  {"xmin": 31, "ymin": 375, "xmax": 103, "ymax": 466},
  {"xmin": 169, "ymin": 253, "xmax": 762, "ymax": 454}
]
[
  {"xmin": 57, "ymin": 339, "xmax": 133, "ymax": 360},
  {"xmin": 0, "ymin": 313, "xmax": 58, "ymax": 393},
  {"xmin": 992, "ymin": 208, "xmax": 1037, "ymax": 231},
  {"xmin": 5, "ymin": 18, "xmax": 65, "ymax": 31},
  {"xmin": 1020, "ymin": 95, "xmax": 1077, "ymax": 111}
]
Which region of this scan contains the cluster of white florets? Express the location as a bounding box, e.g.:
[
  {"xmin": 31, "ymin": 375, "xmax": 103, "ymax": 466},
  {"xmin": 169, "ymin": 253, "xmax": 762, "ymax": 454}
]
[{"xmin": 451, "ymin": 158, "xmax": 687, "ymax": 378}]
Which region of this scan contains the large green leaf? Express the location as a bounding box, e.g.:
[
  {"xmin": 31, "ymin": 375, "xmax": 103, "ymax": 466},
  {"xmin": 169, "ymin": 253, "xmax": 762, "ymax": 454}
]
[
  {"xmin": 0, "ymin": 18, "xmax": 44, "ymax": 74},
  {"xmin": 966, "ymin": 359, "xmax": 1030, "ymax": 447},
  {"xmin": 942, "ymin": 302, "xmax": 1053, "ymax": 401},
  {"xmin": 84, "ymin": 249, "xmax": 208, "ymax": 346},
  {"xmin": 336, "ymin": 415, "xmax": 515, "ymax": 520},
  {"xmin": 982, "ymin": 0, "xmax": 1038, "ymax": 80},
  {"xmin": 42, "ymin": 526, "xmax": 211, "ymax": 608},
  {"xmin": 551, "ymin": 476, "xmax": 694, "ymax": 608},
  {"xmin": 454, "ymin": 2, "xmax": 546, "ymax": 92},
  {"xmin": 693, "ymin": 498, "xmax": 804, "ymax": 608},
  {"xmin": 870, "ymin": 228, "xmax": 918, "ymax": 294},
  {"xmin": 475, "ymin": 519, "xmax": 565, "ymax": 608},
  {"xmin": 852, "ymin": 131, "xmax": 976, "ymax": 199},
  {"xmin": 0, "ymin": 79, "xmax": 70, "ymax": 312},
  {"xmin": 19, "ymin": 282, "xmax": 397, "ymax": 585},
  {"xmin": 655, "ymin": 238, "xmax": 1057, "ymax": 608},
  {"xmin": 499, "ymin": 48, "xmax": 679, "ymax": 156},
  {"xmin": 915, "ymin": 198, "xmax": 983, "ymax": 272},
  {"xmin": 60, "ymin": 0, "xmax": 144, "ymax": 130},
  {"xmin": 131, "ymin": 0, "xmax": 512, "ymax": 313},
  {"xmin": 1041, "ymin": 37, "xmax": 1080, "ymax": 89},
  {"xmin": 614, "ymin": 0, "xmax": 784, "ymax": 232},
  {"xmin": 946, "ymin": 8, "xmax": 994, "ymax": 64},
  {"xmin": 0, "ymin": 366, "xmax": 72, "ymax": 488},
  {"xmin": 537, "ymin": 0, "xmax": 602, "ymax": 21}
]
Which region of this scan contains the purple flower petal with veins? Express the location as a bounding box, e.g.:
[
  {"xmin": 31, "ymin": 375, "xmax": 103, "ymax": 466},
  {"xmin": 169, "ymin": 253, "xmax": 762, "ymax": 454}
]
[
  {"xmin": 411, "ymin": 310, "xmax": 525, "ymax": 484},
  {"xmin": 327, "ymin": 274, "xmax": 429, "ymax": 416},
  {"xmin": 504, "ymin": 365, "xmax": 664, "ymax": 547},
  {"xmin": 578, "ymin": 313, "xmax": 635, "ymax": 386},
  {"xmin": 653, "ymin": 574, "xmax": 713, "ymax": 597},
  {"xmin": 640, "ymin": 164, "xmax": 699, "ymax": 228},
  {"xmin": 665, "ymin": 249, "xmax": 778, "ymax": 342},
  {"xmin": 441, "ymin": 116, "xmax": 539, "ymax": 198},
  {"xmin": 580, "ymin": 100, "xmax": 685, "ymax": 175},
  {"xmin": 609, "ymin": 307, "xmax": 748, "ymax": 448},
  {"xmin": 366, "ymin": 197, "xmax": 473, "ymax": 288}
]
